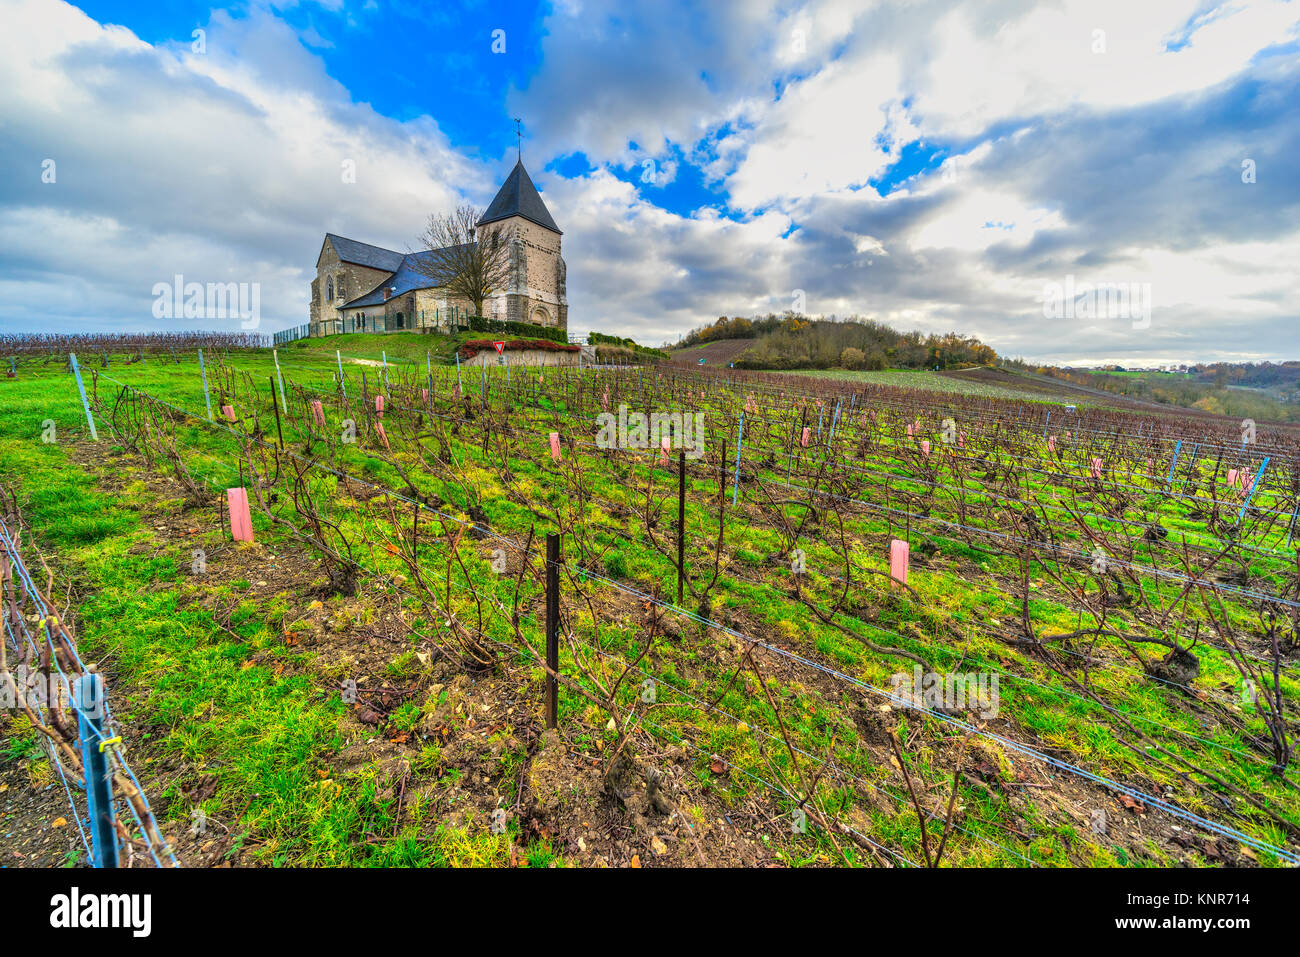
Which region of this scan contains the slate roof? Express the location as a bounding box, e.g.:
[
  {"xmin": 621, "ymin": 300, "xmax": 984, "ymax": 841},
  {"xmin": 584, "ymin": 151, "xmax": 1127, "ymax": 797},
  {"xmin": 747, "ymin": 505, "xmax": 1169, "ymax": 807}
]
[
  {"xmin": 476, "ymin": 160, "xmax": 561, "ymax": 234},
  {"xmin": 323, "ymin": 233, "xmax": 405, "ymax": 273},
  {"xmin": 342, "ymin": 246, "xmax": 474, "ymax": 309}
]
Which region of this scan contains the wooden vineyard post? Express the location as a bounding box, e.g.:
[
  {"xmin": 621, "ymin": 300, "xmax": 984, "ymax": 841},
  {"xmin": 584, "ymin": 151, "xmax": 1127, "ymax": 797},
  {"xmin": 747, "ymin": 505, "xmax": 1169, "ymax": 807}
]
[
  {"xmin": 678, "ymin": 449, "xmax": 686, "ymax": 604},
  {"xmin": 545, "ymin": 532, "xmax": 561, "ymax": 729},
  {"xmin": 732, "ymin": 411, "xmax": 745, "ymax": 506},
  {"xmin": 270, "ymin": 377, "xmax": 284, "ymax": 449},
  {"xmin": 1286, "ymin": 494, "xmax": 1299, "ymax": 550}
]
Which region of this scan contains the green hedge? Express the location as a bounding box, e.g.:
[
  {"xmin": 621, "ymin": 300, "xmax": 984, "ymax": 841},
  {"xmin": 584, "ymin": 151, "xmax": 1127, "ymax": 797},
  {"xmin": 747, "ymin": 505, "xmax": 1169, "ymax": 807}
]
[
  {"xmin": 589, "ymin": 331, "xmax": 670, "ymax": 360},
  {"xmin": 466, "ymin": 316, "xmax": 568, "ymax": 343}
]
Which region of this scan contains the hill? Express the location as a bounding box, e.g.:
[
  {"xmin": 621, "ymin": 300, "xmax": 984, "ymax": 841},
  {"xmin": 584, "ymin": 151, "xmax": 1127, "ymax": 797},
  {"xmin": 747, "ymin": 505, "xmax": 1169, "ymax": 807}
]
[{"xmin": 672, "ymin": 314, "xmax": 997, "ymax": 371}]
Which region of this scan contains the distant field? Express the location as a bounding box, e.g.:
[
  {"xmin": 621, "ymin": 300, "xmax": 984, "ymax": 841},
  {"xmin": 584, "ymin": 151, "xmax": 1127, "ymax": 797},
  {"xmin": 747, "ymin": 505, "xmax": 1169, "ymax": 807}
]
[
  {"xmin": 667, "ymin": 339, "xmax": 756, "ymax": 367},
  {"xmin": 778, "ymin": 367, "xmax": 1064, "ymax": 403}
]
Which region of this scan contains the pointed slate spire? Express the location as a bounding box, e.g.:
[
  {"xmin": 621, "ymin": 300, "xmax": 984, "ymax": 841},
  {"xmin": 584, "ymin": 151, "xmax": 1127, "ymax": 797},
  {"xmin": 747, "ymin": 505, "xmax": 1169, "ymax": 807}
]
[{"xmin": 477, "ymin": 160, "xmax": 562, "ymax": 234}]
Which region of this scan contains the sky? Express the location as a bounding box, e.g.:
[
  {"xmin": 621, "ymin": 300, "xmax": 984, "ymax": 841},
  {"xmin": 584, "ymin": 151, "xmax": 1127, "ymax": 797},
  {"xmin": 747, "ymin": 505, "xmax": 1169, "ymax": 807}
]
[{"xmin": 1, "ymin": 0, "xmax": 1298, "ymax": 365}]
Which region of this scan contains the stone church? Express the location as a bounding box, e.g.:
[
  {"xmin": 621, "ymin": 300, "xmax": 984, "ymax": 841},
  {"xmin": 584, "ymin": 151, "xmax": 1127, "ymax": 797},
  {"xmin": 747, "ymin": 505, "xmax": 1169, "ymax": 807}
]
[{"xmin": 309, "ymin": 160, "xmax": 567, "ymax": 337}]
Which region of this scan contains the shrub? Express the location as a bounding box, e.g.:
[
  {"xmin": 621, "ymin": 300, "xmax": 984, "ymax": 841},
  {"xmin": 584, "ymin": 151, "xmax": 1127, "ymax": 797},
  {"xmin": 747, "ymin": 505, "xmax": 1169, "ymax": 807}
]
[
  {"xmin": 840, "ymin": 347, "xmax": 866, "ymax": 370},
  {"xmin": 589, "ymin": 331, "xmax": 669, "ymax": 361},
  {"xmin": 465, "ymin": 316, "xmax": 568, "ymax": 343}
]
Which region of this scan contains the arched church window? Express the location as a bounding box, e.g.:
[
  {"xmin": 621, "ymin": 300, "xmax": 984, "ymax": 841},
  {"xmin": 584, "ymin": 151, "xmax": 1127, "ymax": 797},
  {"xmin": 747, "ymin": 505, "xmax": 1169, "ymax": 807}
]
[{"xmin": 327, "ymin": 278, "xmax": 334, "ymax": 301}]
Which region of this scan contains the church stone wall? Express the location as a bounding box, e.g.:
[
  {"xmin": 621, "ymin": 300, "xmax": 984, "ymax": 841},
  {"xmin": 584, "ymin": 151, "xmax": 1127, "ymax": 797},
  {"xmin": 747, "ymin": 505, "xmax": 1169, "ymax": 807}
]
[
  {"xmin": 460, "ymin": 347, "xmax": 579, "ymax": 368},
  {"xmin": 309, "ymin": 240, "xmax": 395, "ymax": 337},
  {"xmin": 480, "ymin": 217, "xmax": 568, "ymax": 332}
]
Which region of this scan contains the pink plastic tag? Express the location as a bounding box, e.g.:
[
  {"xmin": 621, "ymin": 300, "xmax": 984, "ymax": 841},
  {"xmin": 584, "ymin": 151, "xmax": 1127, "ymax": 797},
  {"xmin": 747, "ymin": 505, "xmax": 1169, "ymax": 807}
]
[
  {"xmin": 659, "ymin": 436, "xmax": 671, "ymax": 466},
  {"xmin": 375, "ymin": 395, "xmax": 385, "ymax": 417},
  {"xmin": 920, "ymin": 440, "xmax": 931, "ymax": 456},
  {"xmin": 227, "ymin": 488, "xmax": 253, "ymax": 543},
  {"xmin": 310, "ymin": 400, "xmax": 325, "ymax": 427},
  {"xmin": 1226, "ymin": 468, "xmax": 1239, "ymax": 487},
  {"xmin": 889, "ymin": 539, "xmax": 909, "ymax": 588},
  {"xmin": 1091, "ymin": 457, "xmax": 1103, "ymax": 479},
  {"xmin": 375, "ymin": 423, "xmax": 389, "ymax": 450},
  {"xmin": 549, "ymin": 432, "xmax": 561, "ymax": 462},
  {"xmin": 420, "ymin": 388, "xmax": 429, "ymax": 402},
  {"xmin": 1047, "ymin": 435, "xmax": 1056, "ymax": 452},
  {"xmin": 801, "ymin": 427, "xmax": 810, "ymax": 447},
  {"xmin": 221, "ymin": 404, "xmax": 236, "ymax": 422}
]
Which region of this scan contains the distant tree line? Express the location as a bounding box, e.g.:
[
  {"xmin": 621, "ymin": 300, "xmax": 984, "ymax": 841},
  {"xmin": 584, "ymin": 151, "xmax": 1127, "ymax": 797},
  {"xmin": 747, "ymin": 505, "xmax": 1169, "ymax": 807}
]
[
  {"xmin": 1187, "ymin": 361, "xmax": 1300, "ymax": 391},
  {"xmin": 674, "ymin": 314, "xmax": 998, "ymax": 371},
  {"xmin": 998, "ymin": 358, "xmax": 1300, "ymax": 423},
  {"xmin": 0, "ymin": 331, "xmax": 268, "ymax": 356}
]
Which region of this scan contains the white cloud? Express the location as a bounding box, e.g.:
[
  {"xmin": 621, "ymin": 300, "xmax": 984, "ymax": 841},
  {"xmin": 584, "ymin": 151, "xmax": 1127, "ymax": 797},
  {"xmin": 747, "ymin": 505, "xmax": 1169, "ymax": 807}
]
[
  {"xmin": 0, "ymin": 0, "xmax": 480, "ymax": 332},
  {"xmin": 1, "ymin": 0, "xmax": 1296, "ymax": 366}
]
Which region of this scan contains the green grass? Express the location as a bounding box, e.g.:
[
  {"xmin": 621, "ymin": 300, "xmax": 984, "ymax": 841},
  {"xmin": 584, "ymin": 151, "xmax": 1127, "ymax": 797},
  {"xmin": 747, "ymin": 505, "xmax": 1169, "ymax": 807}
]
[
  {"xmin": 783, "ymin": 368, "xmax": 1058, "ymax": 402},
  {"xmin": 0, "ymin": 360, "xmax": 540, "ymax": 866},
  {"xmin": 1, "ymin": 346, "xmax": 1294, "ymax": 868}
]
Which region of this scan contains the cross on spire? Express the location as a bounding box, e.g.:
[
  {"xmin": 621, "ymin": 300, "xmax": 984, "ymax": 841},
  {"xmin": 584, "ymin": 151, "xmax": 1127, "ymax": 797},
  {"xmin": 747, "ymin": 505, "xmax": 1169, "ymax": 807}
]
[{"xmin": 514, "ymin": 118, "xmax": 522, "ymax": 162}]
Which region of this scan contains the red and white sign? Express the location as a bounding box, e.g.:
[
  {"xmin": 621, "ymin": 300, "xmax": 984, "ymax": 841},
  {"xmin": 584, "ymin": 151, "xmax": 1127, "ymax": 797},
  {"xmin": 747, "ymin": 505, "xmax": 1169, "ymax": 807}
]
[{"xmin": 492, "ymin": 341, "xmax": 506, "ymax": 355}]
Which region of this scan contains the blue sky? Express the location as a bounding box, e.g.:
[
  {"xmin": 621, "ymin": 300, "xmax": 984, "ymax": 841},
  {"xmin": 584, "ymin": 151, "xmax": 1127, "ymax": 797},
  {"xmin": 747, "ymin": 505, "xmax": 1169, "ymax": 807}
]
[
  {"xmin": 74, "ymin": 0, "xmax": 549, "ymax": 162},
  {"xmin": 2, "ymin": 0, "xmax": 1299, "ymax": 364}
]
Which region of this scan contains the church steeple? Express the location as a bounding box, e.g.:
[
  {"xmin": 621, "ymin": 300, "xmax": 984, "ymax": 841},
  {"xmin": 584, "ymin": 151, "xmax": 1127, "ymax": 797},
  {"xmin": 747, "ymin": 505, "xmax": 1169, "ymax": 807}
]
[{"xmin": 477, "ymin": 160, "xmax": 562, "ymax": 235}]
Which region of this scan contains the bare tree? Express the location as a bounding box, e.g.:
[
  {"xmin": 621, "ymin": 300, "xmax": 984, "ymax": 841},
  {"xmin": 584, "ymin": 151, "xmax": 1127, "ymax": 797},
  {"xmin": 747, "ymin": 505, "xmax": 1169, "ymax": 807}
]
[{"xmin": 412, "ymin": 203, "xmax": 513, "ymax": 319}]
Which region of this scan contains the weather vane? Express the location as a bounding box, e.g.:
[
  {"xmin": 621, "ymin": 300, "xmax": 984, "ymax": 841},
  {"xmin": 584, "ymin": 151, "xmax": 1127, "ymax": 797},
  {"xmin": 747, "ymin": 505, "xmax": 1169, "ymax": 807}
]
[{"xmin": 514, "ymin": 118, "xmax": 522, "ymax": 161}]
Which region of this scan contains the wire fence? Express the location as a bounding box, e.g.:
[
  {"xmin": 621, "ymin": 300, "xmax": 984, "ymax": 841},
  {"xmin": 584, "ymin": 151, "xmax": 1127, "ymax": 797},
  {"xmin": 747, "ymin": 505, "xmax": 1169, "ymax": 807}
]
[{"xmin": 0, "ymin": 494, "xmax": 176, "ymax": 868}]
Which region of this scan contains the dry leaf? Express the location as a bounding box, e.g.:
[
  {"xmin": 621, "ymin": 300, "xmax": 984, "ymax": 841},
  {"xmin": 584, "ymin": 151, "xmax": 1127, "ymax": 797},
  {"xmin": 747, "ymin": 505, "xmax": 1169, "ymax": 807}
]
[{"xmin": 1119, "ymin": 794, "xmax": 1146, "ymax": 814}]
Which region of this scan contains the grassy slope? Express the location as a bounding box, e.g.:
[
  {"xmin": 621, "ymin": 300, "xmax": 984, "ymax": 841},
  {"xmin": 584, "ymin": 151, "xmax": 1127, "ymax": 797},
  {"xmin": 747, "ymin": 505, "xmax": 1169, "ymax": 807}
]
[
  {"xmin": 0, "ymin": 359, "xmax": 529, "ymax": 866},
  {"xmin": 778, "ymin": 368, "xmax": 1056, "ymax": 403},
  {"xmin": 2, "ymin": 348, "xmax": 1294, "ymax": 867}
]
